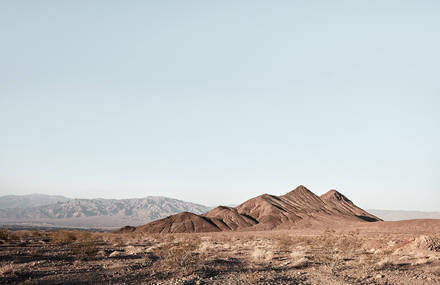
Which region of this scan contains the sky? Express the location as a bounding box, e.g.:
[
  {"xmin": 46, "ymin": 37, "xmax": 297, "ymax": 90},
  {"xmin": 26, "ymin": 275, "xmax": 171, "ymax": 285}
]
[{"xmin": 1, "ymin": 1, "xmax": 439, "ymax": 211}]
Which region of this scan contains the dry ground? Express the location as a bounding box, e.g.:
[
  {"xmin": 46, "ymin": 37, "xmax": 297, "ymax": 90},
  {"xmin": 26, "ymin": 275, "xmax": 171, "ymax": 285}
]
[{"xmin": 1, "ymin": 220, "xmax": 440, "ymax": 284}]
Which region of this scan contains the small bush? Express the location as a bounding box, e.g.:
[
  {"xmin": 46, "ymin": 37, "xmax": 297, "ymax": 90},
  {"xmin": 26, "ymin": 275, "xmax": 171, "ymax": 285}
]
[
  {"xmin": 427, "ymin": 236, "xmax": 440, "ymax": 252},
  {"xmin": 51, "ymin": 230, "xmax": 78, "ymax": 245},
  {"xmin": 71, "ymin": 240, "xmax": 99, "ymax": 259},
  {"xmin": 153, "ymin": 238, "xmax": 204, "ymax": 276},
  {"xmin": 0, "ymin": 229, "xmax": 18, "ymax": 242},
  {"xmin": 375, "ymin": 257, "xmax": 394, "ymax": 270},
  {"xmin": 277, "ymin": 233, "xmax": 296, "ymax": 251},
  {"xmin": 0, "ymin": 229, "xmax": 10, "ymax": 240},
  {"xmin": 51, "ymin": 230, "xmax": 99, "ymax": 259}
]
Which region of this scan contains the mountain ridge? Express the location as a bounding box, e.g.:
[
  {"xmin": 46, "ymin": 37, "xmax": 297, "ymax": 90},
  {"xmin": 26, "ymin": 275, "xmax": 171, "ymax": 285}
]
[
  {"xmin": 0, "ymin": 196, "xmax": 211, "ymax": 228},
  {"xmin": 136, "ymin": 186, "xmax": 381, "ymax": 233}
]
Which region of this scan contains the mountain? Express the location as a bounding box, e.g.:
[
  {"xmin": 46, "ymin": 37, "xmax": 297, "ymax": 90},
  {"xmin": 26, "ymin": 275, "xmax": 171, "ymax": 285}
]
[
  {"xmin": 0, "ymin": 196, "xmax": 210, "ymax": 228},
  {"xmin": 0, "ymin": 194, "xmax": 70, "ymax": 209},
  {"xmin": 136, "ymin": 185, "xmax": 381, "ymax": 233},
  {"xmin": 367, "ymin": 209, "xmax": 440, "ymax": 221},
  {"xmin": 139, "ymin": 212, "xmax": 222, "ymax": 233},
  {"xmin": 320, "ymin": 190, "xmax": 379, "ymax": 222}
]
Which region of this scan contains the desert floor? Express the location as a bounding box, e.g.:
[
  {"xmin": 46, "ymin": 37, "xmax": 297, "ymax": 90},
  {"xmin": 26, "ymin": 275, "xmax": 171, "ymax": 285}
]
[{"xmin": 1, "ymin": 219, "xmax": 440, "ymax": 284}]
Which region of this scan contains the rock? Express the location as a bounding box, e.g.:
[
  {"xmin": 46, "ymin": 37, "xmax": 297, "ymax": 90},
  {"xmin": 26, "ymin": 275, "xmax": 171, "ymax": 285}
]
[
  {"xmin": 109, "ymin": 251, "xmax": 122, "ymax": 257},
  {"xmin": 375, "ymin": 274, "xmax": 384, "ymax": 279}
]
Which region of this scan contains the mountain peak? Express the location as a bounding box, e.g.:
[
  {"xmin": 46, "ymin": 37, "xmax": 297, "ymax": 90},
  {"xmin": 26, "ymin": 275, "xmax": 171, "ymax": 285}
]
[
  {"xmin": 321, "ymin": 189, "xmax": 352, "ymax": 203},
  {"xmin": 282, "ymin": 185, "xmax": 319, "ymax": 200},
  {"xmin": 294, "ymin": 185, "xmax": 309, "ymax": 192}
]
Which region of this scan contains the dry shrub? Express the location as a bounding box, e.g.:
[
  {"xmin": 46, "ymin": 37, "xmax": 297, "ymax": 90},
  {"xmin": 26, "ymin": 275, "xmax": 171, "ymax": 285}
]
[
  {"xmin": 0, "ymin": 229, "xmax": 10, "ymax": 241},
  {"xmin": 198, "ymin": 240, "xmax": 213, "ymax": 253},
  {"xmin": 375, "ymin": 257, "xmax": 394, "ymax": 270},
  {"xmin": 251, "ymin": 248, "xmax": 273, "ymax": 262},
  {"xmin": 50, "ymin": 230, "xmax": 99, "ymax": 259},
  {"xmin": 0, "ymin": 229, "xmax": 18, "ymax": 242},
  {"xmin": 338, "ymin": 229, "xmax": 363, "ymax": 252},
  {"xmin": 277, "ymin": 233, "xmax": 296, "ymax": 251},
  {"xmin": 308, "ymin": 229, "xmax": 339, "ymax": 265},
  {"xmin": 51, "ymin": 230, "xmax": 78, "ymax": 245},
  {"xmin": 153, "ymin": 237, "xmax": 204, "ymax": 276},
  {"xmin": 31, "ymin": 230, "xmax": 42, "ymax": 237},
  {"xmin": 72, "ymin": 232, "xmax": 99, "ymax": 259},
  {"xmin": 426, "ymin": 236, "xmax": 440, "ymax": 252},
  {"xmin": 70, "ymin": 240, "xmax": 99, "ymax": 259},
  {"xmin": 305, "ymin": 229, "xmax": 365, "ymax": 271}
]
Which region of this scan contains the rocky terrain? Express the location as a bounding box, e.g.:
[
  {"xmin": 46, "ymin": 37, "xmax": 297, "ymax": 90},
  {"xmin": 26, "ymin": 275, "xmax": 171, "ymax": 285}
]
[
  {"xmin": 0, "ymin": 196, "xmax": 210, "ymax": 228},
  {"xmin": 136, "ymin": 186, "xmax": 381, "ymax": 233},
  {"xmin": 1, "ymin": 220, "xmax": 440, "ymax": 284}
]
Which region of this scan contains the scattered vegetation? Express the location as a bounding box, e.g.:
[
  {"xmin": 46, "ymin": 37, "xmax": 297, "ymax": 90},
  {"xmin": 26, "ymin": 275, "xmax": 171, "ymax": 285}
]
[
  {"xmin": 1, "ymin": 228, "xmax": 440, "ymax": 284},
  {"xmin": 49, "ymin": 230, "xmax": 99, "ymax": 259},
  {"xmin": 0, "ymin": 229, "xmax": 18, "ymax": 242},
  {"xmin": 152, "ymin": 237, "xmax": 205, "ymax": 276},
  {"xmin": 277, "ymin": 232, "xmax": 296, "ymax": 251},
  {"xmin": 51, "ymin": 230, "xmax": 78, "ymax": 245},
  {"xmin": 70, "ymin": 232, "xmax": 99, "ymax": 259}
]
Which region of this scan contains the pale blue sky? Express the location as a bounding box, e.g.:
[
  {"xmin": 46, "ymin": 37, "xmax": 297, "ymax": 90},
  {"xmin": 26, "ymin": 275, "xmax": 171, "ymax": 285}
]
[{"xmin": 1, "ymin": 1, "xmax": 439, "ymax": 211}]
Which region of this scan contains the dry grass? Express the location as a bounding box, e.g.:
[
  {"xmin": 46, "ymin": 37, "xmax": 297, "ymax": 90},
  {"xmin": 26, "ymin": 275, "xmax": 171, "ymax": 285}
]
[
  {"xmin": 48, "ymin": 230, "xmax": 100, "ymax": 259},
  {"xmin": 276, "ymin": 232, "xmax": 297, "ymax": 251},
  {"xmin": 71, "ymin": 232, "xmax": 99, "ymax": 259},
  {"xmin": 152, "ymin": 236, "xmax": 205, "ymax": 276},
  {"xmin": 251, "ymin": 247, "xmax": 273, "ymax": 262},
  {"xmin": 0, "ymin": 229, "xmax": 18, "ymax": 242},
  {"xmin": 2, "ymin": 226, "xmax": 440, "ymax": 284},
  {"xmin": 51, "ymin": 230, "xmax": 78, "ymax": 245}
]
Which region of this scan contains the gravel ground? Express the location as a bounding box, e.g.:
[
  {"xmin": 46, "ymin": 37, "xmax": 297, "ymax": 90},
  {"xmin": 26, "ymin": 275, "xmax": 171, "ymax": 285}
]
[{"xmin": 0, "ymin": 227, "xmax": 439, "ymax": 284}]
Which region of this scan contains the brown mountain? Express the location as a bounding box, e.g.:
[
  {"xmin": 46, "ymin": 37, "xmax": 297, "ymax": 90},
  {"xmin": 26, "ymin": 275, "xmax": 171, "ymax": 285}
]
[
  {"xmin": 320, "ymin": 190, "xmax": 379, "ymax": 222},
  {"xmin": 136, "ymin": 212, "xmax": 222, "ymax": 233},
  {"xmin": 135, "ymin": 185, "xmax": 381, "ymax": 233}
]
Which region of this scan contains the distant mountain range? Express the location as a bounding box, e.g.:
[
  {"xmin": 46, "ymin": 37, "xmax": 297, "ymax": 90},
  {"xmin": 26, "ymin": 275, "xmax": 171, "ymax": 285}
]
[
  {"xmin": 0, "ymin": 194, "xmax": 210, "ymax": 228},
  {"xmin": 0, "ymin": 194, "xmax": 71, "ymax": 209},
  {"xmin": 136, "ymin": 186, "xmax": 382, "ymax": 233},
  {"xmin": 367, "ymin": 209, "xmax": 440, "ymax": 221}
]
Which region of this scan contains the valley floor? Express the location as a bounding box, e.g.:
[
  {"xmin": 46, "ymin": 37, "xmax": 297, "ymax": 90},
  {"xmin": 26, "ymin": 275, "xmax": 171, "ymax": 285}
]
[{"xmin": 1, "ymin": 220, "xmax": 440, "ymax": 284}]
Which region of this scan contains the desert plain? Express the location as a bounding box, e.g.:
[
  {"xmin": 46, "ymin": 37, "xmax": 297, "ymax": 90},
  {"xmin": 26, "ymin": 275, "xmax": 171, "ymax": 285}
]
[{"xmin": 1, "ymin": 219, "xmax": 440, "ymax": 284}]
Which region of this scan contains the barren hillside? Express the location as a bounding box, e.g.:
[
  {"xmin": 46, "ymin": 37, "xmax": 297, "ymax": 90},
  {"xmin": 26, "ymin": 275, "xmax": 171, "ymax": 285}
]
[{"xmin": 136, "ymin": 185, "xmax": 381, "ymax": 233}]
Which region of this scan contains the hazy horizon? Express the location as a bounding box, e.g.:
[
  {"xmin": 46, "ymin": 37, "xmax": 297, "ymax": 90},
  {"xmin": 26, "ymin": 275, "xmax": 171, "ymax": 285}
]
[{"xmin": 1, "ymin": 1, "xmax": 439, "ymax": 212}]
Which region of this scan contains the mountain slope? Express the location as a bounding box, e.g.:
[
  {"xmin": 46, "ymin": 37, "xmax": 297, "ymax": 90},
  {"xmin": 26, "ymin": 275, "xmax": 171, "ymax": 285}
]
[
  {"xmin": 204, "ymin": 206, "xmax": 257, "ymax": 230},
  {"xmin": 136, "ymin": 212, "xmax": 222, "ymax": 233},
  {"xmin": 321, "ymin": 190, "xmax": 381, "ymax": 222},
  {"xmin": 135, "ymin": 185, "xmax": 381, "ymax": 233},
  {"xmin": 0, "ymin": 194, "xmax": 70, "ymax": 209}
]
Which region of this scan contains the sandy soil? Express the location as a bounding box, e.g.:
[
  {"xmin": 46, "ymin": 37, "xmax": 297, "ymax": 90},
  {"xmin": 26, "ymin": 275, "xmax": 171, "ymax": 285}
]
[{"xmin": 1, "ymin": 220, "xmax": 440, "ymax": 284}]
